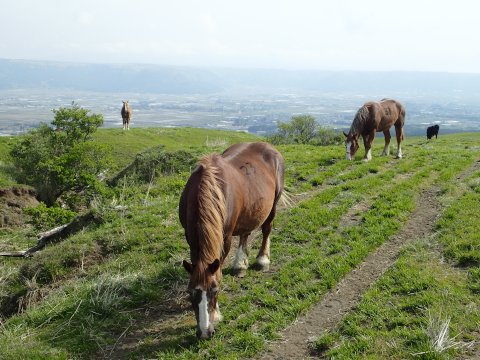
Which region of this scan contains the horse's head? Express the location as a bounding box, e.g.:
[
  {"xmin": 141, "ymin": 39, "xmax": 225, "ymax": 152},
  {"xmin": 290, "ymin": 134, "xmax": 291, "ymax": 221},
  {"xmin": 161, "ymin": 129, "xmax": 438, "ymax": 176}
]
[
  {"xmin": 183, "ymin": 259, "xmax": 222, "ymax": 339},
  {"xmin": 343, "ymin": 131, "xmax": 359, "ymax": 160}
]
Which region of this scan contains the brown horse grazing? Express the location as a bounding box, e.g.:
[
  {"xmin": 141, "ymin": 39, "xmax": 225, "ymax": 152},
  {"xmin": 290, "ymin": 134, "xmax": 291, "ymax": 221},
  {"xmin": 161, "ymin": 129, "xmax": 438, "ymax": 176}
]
[
  {"xmin": 179, "ymin": 142, "xmax": 284, "ymax": 339},
  {"xmin": 121, "ymin": 100, "xmax": 132, "ymax": 130},
  {"xmin": 343, "ymin": 98, "xmax": 406, "ymax": 161}
]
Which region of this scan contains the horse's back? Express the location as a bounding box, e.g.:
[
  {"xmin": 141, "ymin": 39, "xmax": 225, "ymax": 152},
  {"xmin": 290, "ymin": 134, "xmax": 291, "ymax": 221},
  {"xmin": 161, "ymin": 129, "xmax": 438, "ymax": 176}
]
[
  {"xmin": 221, "ymin": 142, "xmax": 284, "ymax": 235},
  {"xmin": 380, "ymin": 99, "xmax": 405, "ymax": 116},
  {"xmin": 222, "ymin": 142, "xmax": 283, "ymax": 168},
  {"xmin": 379, "ymin": 98, "xmax": 405, "ymax": 128},
  {"xmin": 222, "ymin": 142, "xmax": 284, "ymax": 190}
]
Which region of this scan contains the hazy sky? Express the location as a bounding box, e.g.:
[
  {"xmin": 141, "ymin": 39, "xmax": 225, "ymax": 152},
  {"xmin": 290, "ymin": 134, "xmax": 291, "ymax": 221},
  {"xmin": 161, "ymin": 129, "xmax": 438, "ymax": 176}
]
[{"xmin": 1, "ymin": 0, "xmax": 480, "ymax": 73}]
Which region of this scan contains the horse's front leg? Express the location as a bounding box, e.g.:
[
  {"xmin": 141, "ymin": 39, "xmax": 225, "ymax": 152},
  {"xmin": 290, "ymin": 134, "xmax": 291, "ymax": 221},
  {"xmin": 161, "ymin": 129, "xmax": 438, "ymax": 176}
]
[
  {"xmin": 222, "ymin": 233, "xmax": 233, "ymax": 264},
  {"xmin": 381, "ymin": 130, "xmax": 391, "ymax": 156},
  {"xmin": 233, "ymin": 233, "xmax": 250, "ymax": 277},
  {"xmin": 362, "ymin": 131, "xmax": 375, "ymax": 161}
]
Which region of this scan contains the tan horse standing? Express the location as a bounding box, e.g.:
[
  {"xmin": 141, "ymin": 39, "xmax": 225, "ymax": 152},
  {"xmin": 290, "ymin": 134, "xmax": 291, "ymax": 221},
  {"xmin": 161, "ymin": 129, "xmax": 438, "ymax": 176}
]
[
  {"xmin": 344, "ymin": 98, "xmax": 406, "ymax": 161},
  {"xmin": 121, "ymin": 100, "xmax": 132, "ymax": 130},
  {"xmin": 179, "ymin": 142, "xmax": 284, "ymax": 339}
]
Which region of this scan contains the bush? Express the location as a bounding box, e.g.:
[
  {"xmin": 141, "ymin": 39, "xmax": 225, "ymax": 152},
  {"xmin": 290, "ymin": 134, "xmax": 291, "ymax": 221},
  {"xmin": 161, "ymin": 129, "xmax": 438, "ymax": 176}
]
[
  {"xmin": 109, "ymin": 146, "xmax": 198, "ymax": 185},
  {"xmin": 134, "ymin": 146, "xmax": 198, "ymax": 181},
  {"xmin": 268, "ymin": 115, "xmax": 342, "ymax": 146},
  {"xmin": 10, "ymin": 103, "xmax": 112, "ymax": 206},
  {"xmin": 24, "ymin": 203, "xmax": 76, "ymax": 232}
]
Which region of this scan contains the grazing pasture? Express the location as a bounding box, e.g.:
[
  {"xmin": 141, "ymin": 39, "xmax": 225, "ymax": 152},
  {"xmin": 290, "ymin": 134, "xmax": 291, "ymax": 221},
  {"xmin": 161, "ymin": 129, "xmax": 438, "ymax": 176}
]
[{"xmin": 0, "ymin": 129, "xmax": 479, "ymax": 359}]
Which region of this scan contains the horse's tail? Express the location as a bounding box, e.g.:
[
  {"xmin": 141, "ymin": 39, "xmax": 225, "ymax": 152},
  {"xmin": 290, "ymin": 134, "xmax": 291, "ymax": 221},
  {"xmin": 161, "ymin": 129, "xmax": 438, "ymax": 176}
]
[
  {"xmin": 197, "ymin": 155, "xmax": 226, "ymax": 263},
  {"xmin": 399, "ymin": 102, "xmax": 406, "ymax": 141},
  {"xmin": 274, "ymin": 154, "xmax": 285, "ymax": 201},
  {"xmin": 279, "ymin": 189, "xmax": 293, "ymax": 209}
]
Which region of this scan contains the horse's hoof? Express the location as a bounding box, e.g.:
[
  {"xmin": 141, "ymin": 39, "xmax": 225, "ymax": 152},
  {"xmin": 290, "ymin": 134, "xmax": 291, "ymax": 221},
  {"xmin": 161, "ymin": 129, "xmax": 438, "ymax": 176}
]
[
  {"xmin": 254, "ymin": 256, "xmax": 270, "ymax": 271},
  {"xmin": 257, "ymin": 263, "xmax": 270, "ymax": 271},
  {"xmin": 233, "ymin": 268, "xmax": 247, "ymax": 278}
]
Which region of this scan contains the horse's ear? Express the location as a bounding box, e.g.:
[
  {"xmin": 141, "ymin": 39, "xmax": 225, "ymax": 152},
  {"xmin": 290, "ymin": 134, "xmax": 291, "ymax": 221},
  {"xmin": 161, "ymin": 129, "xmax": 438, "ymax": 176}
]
[
  {"xmin": 183, "ymin": 260, "xmax": 194, "ymax": 274},
  {"xmin": 343, "ymin": 131, "xmax": 348, "ymax": 138},
  {"xmin": 208, "ymin": 259, "xmax": 220, "ymax": 274}
]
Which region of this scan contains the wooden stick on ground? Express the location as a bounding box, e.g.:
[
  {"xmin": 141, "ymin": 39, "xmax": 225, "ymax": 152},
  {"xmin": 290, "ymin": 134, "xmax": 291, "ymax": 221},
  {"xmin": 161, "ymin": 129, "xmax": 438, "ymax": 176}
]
[{"xmin": 0, "ymin": 211, "xmax": 98, "ymax": 257}]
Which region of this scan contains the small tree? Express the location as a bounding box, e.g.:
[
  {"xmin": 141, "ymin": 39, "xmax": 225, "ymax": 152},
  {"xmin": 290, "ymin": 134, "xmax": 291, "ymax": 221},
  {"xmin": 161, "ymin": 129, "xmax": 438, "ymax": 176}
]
[
  {"xmin": 268, "ymin": 115, "xmax": 342, "ymax": 146},
  {"xmin": 277, "ymin": 115, "xmax": 317, "ymax": 144},
  {"xmin": 10, "ymin": 103, "xmax": 112, "ymax": 206}
]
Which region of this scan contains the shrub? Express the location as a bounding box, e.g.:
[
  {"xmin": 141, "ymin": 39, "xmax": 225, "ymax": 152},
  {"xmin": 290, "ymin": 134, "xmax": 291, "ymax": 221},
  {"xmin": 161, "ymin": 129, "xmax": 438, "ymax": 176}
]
[
  {"xmin": 10, "ymin": 103, "xmax": 112, "ymax": 206},
  {"xmin": 268, "ymin": 115, "xmax": 342, "ymax": 146},
  {"xmin": 24, "ymin": 203, "xmax": 76, "ymax": 232},
  {"xmin": 109, "ymin": 146, "xmax": 198, "ymax": 185}
]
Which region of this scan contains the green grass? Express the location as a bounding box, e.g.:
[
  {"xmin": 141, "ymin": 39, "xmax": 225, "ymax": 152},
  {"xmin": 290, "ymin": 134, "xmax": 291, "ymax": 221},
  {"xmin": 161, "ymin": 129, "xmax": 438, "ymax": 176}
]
[
  {"xmin": 315, "ymin": 240, "xmax": 480, "ymax": 359},
  {"xmin": 93, "ymin": 127, "xmax": 259, "ymax": 171},
  {"xmin": 0, "ymin": 137, "xmax": 16, "ymax": 186},
  {"xmin": 0, "ymin": 130, "xmax": 480, "ymax": 359},
  {"xmin": 313, "ymin": 140, "xmax": 480, "ymax": 359}
]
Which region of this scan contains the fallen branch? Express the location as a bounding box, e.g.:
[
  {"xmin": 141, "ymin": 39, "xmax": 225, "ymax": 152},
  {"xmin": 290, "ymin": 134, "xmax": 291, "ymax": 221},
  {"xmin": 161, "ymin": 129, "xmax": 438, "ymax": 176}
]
[{"xmin": 0, "ymin": 211, "xmax": 100, "ymax": 257}]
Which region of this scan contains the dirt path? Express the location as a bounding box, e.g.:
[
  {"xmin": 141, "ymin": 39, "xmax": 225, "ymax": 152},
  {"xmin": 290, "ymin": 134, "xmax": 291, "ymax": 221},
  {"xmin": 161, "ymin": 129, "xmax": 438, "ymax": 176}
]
[
  {"xmin": 260, "ymin": 159, "xmax": 480, "ymax": 360},
  {"xmin": 260, "ymin": 185, "xmax": 442, "ymax": 359}
]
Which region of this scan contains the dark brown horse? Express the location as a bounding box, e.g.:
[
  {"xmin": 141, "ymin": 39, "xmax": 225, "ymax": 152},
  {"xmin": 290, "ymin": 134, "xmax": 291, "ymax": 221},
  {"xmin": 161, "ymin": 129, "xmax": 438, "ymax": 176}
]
[
  {"xmin": 121, "ymin": 100, "xmax": 132, "ymax": 130},
  {"xmin": 343, "ymin": 99, "xmax": 405, "ymax": 161},
  {"xmin": 179, "ymin": 142, "xmax": 284, "ymax": 339}
]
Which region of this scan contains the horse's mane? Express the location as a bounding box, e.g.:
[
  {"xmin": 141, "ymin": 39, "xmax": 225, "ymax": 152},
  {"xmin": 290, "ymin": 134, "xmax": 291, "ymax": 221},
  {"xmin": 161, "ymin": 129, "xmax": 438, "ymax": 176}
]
[
  {"xmin": 350, "ymin": 104, "xmax": 370, "ymax": 135},
  {"xmin": 196, "ymin": 154, "xmax": 226, "ymax": 266}
]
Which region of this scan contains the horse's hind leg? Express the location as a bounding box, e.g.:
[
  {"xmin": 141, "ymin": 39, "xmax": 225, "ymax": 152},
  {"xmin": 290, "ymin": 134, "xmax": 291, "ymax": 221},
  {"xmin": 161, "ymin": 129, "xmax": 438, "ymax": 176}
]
[
  {"xmin": 233, "ymin": 233, "xmax": 250, "ymax": 277},
  {"xmin": 255, "ymin": 221, "xmax": 272, "ymax": 271},
  {"xmin": 395, "ymin": 125, "xmax": 403, "ymax": 159},
  {"xmin": 381, "ymin": 130, "xmax": 391, "ymax": 156}
]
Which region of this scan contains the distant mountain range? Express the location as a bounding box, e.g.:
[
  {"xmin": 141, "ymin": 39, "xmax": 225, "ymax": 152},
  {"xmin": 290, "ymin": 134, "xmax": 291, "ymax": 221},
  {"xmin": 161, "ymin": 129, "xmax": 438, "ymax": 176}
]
[{"xmin": 1, "ymin": 58, "xmax": 480, "ymax": 95}]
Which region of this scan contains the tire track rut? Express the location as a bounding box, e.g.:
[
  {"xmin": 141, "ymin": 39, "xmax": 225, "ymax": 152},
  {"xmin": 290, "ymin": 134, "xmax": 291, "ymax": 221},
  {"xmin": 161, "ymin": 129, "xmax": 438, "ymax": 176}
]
[{"xmin": 261, "ymin": 185, "xmax": 442, "ymax": 359}]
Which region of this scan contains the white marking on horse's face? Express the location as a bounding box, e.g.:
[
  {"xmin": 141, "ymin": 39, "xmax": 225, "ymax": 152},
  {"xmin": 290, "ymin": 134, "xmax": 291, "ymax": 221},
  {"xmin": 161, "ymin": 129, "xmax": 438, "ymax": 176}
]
[
  {"xmin": 346, "ymin": 142, "xmax": 352, "ymax": 160},
  {"xmin": 198, "ymin": 290, "xmax": 210, "ymax": 335}
]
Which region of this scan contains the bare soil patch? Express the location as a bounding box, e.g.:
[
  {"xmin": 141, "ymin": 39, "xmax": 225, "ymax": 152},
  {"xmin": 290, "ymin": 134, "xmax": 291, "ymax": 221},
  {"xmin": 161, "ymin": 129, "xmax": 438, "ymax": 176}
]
[{"xmin": 0, "ymin": 186, "xmax": 38, "ymax": 228}]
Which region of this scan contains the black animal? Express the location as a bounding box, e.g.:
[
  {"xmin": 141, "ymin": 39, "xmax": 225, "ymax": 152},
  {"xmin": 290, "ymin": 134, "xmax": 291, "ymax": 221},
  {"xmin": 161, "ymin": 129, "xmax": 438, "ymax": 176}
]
[{"xmin": 427, "ymin": 124, "xmax": 439, "ymax": 139}]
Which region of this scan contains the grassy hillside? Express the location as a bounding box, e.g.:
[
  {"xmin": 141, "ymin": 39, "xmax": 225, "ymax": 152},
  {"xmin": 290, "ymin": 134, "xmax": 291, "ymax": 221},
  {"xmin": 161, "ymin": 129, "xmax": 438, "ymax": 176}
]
[
  {"xmin": 0, "ymin": 127, "xmax": 258, "ymax": 185},
  {"xmin": 92, "ymin": 127, "xmax": 259, "ymax": 171},
  {"xmin": 0, "ymin": 129, "xmax": 479, "ymax": 359}
]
